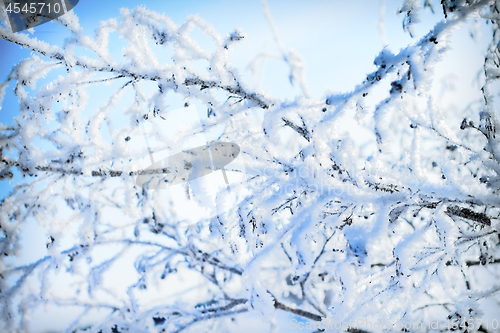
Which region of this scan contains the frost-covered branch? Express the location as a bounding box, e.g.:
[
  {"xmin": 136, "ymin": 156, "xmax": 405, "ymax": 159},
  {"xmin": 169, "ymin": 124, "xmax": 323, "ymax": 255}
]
[{"xmin": 1, "ymin": 1, "xmax": 499, "ymax": 332}]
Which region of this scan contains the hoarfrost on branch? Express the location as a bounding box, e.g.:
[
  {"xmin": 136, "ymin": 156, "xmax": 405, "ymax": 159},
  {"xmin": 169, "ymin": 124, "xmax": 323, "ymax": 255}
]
[{"xmin": 0, "ymin": 0, "xmax": 500, "ymax": 332}]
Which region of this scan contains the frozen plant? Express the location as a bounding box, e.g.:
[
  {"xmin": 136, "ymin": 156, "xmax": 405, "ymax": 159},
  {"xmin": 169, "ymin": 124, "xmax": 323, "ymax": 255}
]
[{"xmin": 0, "ymin": 0, "xmax": 500, "ymax": 332}]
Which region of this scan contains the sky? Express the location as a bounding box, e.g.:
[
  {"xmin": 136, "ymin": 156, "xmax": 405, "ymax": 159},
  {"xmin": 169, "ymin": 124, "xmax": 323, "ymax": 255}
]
[{"xmin": 0, "ymin": 1, "xmax": 495, "ymax": 331}]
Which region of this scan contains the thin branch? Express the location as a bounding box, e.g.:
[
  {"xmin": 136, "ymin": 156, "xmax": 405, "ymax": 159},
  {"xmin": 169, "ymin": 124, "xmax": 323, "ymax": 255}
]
[
  {"xmin": 184, "ymin": 77, "xmax": 269, "ymax": 109},
  {"xmin": 273, "ymin": 298, "xmax": 323, "ymax": 322},
  {"xmin": 282, "ymin": 117, "xmax": 310, "ymax": 142},
  {"xmin": 466, "ymin": 258, "xmax": 500, "ymax": 266}
]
